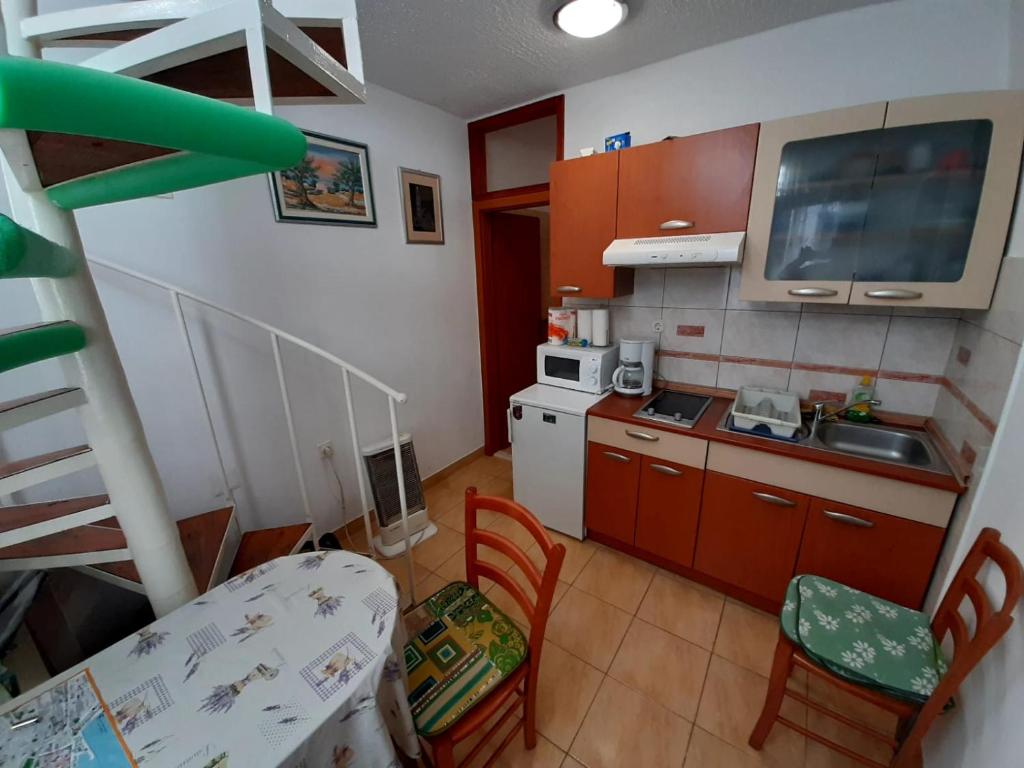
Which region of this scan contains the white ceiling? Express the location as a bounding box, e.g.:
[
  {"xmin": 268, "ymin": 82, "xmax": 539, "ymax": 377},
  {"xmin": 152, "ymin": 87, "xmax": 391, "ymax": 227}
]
[{"xmin": 355, "ymin": 0, "xmax": 893, "ymax": 118}]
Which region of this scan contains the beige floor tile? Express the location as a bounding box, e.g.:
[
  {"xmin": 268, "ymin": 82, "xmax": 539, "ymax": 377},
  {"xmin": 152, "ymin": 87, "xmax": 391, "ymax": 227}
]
[
  {"xmin": 684, "ymin": 727, "xmax": 770, "ymax": 768},
  {"xmin": 713, "ymin": 600, "xmax": 781, "ymax": 678},
  {"xmin": 485, "ymin": 568, "xmax": 570, "ymax": 628},
  {"xmin": 806, "ymin": 674, "xmax": 899, "ymax": 735},
  {"xmin": 426, "ymin": 481, "xmax": 464, "ymax": 515},
  {"xmin": 546, "ymin": 587, "xmax": 632, "ymax": 671},
  {"xmin": 493, "ymin": 731, "xmax": 565, "ymax": 768},
  {"xmin": 573, "ymin": 547, "xmax": 654, "ymax": 613},
  {"xmin": 804, "ymin": 709, "xmax": 894, "ymax": 768},
  {"xmin": 435, "ymin": 548, "xmax": 469, "ymax": 583},
  {"xmin": 412, "ymin": 523, "xmax": 465, "ymax": 570},
  {"xmin": 525, "ymin": 531, "xmax": 599, "ymax": 584},
  {"xmin": 570, "ymin": 676, "xmax": 692, "ymax": 768},
  {"xmin": 637, "ymin": 571, "xmax": 725, "ymax": 650},
  {"xmin": 435, "ymin": 502, "xmax": 468, "ymax": 533},
  {"xmin": 379, "ymin": 555, "xmax": 431, "ymax": 595},
  {"xmin": 488, "ymin": 514, "xmax": 541, "ymax": 554},
  {"xmin": 414, "ymin": 571, "xmax": 448, "ymax": 601},
  {"xmin": 474, "ymin": 454, "xmax": 515, "ymax": 478},
  {"xmin": 608, "ymin": 618, "xmax": 710, "ymax": 720},
  {"xmin": 560, "ymin": 758, "xmax": 586, "ymax": 768},
  {"xmin": 534, "ymin": 640, "xmax": 604, "ymax": 751},
  {"xmin": 695, "ymin": 655, "xmax": 805, "ymax": 768}
]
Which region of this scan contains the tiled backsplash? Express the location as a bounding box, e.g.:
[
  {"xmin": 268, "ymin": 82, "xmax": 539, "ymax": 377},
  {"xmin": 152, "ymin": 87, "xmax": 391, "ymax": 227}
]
[{"xmin": 566, "ymin": 266, "xmax": 960, "ymax": 416}]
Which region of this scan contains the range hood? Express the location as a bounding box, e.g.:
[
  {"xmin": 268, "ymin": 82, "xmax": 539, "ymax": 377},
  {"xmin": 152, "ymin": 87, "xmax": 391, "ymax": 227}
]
[{"xmin": 603, "ymin": 231, "xmax": 745, "ymax": 267}]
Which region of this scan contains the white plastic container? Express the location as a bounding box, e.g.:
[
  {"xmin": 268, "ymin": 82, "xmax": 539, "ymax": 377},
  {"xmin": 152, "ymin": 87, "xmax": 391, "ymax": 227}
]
[{"xmin": 731, "ymin": 386, "xmax": 801, "ymax": 438}]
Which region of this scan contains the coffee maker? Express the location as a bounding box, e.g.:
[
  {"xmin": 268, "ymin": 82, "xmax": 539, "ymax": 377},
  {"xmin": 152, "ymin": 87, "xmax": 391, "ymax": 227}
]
[{"xmin": 612, "ymin": 339, "xmax": 655, "ymax": 396}]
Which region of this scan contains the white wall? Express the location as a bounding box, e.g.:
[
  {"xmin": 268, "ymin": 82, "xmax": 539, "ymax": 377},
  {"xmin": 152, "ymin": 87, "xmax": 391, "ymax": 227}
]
[{"xmin": 0, "ymin": 83, "xmax": 482, "ymax": 534}]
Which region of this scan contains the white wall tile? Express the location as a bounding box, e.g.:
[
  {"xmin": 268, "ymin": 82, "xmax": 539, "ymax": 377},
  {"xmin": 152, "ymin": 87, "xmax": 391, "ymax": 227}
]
[
  {"xmin": 802, "ymin": 303, "xmax": 892, "ymax": 316},
  {"xmin": 721, "ymin": 310, "xmax": 800, "ymax": 361},
  {"xmin": 657, "ymin": 356, "xmax": 719, "ymax": 387},
  {"xmin": 659, "ymin": 308, "xmax": 724, "ymax": 355},
  {"xmin": 610, "ymin": 306, "xmax": 662, "ymax": 345},
  {"xmin": 562, "ymin": 297, "xmax": 608, "ymax": 307},
  {"xmin": 793, "ymin": 313, "xmax": 890, "ymax": 369},
  {"xmin": 663, "ymin": 267, "xmax": 729, "ymax": 309},
  {"xmin": 961, "ymin": 256, "xmax": 1024, "ymax": 345},
  {"xmin": 873, "ymin": 379, "xmax": 941, "ymax": 417},
  {"xmin": 880, "ymin": 317, "xmax": 957, "ymax": 375},
  {"xmin": 726, "ymin": 267, "xmax": 801, "ymax": 311},
  {"xmin": 788, "ymin": 369, "xmax": 861, "ymax": 402},
  {"xmin": 947, "ymin": 322, "xmax": 1021, "ymax": 425},
  {"xmin": 612, "ymin": 268, "xmax": 666, "ymax": 308},
  {"xmin": 717, "ymin": 362, "xmax": 791, "ymax": 392},
  {"xmin": 891, "ymin": 307, "xmax": 962, "ymax": 318}
]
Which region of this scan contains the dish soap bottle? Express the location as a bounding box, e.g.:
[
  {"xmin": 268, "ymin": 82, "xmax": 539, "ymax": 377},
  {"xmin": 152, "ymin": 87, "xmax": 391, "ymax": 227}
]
[{"xmin": 846, "ymin": 376, "xmax": 875, "ymax": 422}]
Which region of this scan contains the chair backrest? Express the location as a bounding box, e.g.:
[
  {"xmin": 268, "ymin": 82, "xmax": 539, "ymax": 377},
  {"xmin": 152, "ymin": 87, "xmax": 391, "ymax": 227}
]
[
  {"xmin": 930, "ymin": 527, "xmax": 1023, "ymax": 697},
  {"xmin": 463, "ymin": 487, "xmax": 566, "ymax": 656}
]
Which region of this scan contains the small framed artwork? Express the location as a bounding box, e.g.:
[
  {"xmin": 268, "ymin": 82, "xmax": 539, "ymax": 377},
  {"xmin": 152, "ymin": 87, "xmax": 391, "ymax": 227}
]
[
  {"xmin": 399, "ymin": 168, "xmax": 444, "ymax": 244},
  {"xmin": 270, "ymin": 130, "xmax": 376, "ymax": 227}
]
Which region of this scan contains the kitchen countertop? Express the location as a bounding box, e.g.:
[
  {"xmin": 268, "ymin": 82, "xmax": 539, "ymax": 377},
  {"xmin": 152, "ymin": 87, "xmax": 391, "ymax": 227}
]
[{"xmin": 587, "ymin": 389, "xmax": 966, "ymax": 494}]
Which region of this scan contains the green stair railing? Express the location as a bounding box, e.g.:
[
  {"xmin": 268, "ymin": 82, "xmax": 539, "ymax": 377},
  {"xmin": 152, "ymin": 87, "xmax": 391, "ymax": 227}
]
[
  {"xmin": 0, "ymin": 321, "xmax": 87, "ymax": 373},
  {"xmin": 0, "ymin": 214, "xmax": 77, "ymax": 278}
]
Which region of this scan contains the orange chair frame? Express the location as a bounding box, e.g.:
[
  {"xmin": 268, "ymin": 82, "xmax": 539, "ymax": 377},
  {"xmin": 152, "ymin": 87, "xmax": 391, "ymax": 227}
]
[
  {"xmin": 749, "ymin": 527, "xmax": 1023, "ymax": 768},
  {"xmin": 420, "ymin": 487, "xmax": 566, "ymax": 768}
]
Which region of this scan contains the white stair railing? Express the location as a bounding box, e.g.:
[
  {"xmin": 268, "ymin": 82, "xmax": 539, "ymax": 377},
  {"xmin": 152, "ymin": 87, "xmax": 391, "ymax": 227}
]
[{"xmin": 88, "ymin": 256, "xmax": 421, "ymax": 605}]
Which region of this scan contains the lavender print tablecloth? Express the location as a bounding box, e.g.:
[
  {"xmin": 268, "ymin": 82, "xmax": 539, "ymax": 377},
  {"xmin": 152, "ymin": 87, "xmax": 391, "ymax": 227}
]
[{"xmin": 0, "ymin": 550, "xmax": 419, "ymax": 767}]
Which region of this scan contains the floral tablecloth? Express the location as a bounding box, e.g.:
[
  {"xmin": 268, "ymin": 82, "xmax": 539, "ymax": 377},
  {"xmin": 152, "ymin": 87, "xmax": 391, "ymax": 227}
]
[{"xmin": 0, "ymin": 550, "xmax": 420, "ymax": 768}]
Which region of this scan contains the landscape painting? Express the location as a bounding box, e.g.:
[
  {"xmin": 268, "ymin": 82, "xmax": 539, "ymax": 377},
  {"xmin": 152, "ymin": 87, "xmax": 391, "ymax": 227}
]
[{"xmin": 270, "ymin": 131, "xmax": 376, "ymax": 226}]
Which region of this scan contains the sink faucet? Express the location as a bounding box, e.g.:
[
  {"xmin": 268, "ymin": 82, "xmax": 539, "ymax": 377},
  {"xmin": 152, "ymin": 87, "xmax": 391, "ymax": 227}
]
[{"xmin": 810, "ymin": 399, "xmax": 882, "ymax": 439}]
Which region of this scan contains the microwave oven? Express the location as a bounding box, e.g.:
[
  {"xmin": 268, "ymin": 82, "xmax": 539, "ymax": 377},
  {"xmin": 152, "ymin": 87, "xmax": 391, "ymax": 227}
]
[{"xmin": 536, "ymin": 343, "xmax": 619, "ymax": 394}]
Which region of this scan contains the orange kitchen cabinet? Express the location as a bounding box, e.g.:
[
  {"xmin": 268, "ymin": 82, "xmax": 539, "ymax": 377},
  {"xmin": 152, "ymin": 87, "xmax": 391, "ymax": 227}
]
[
  {"xmin": 615, "ymin": 124, "xmax": 759, "ymax": 239},
  {"xmin": 634, "ymin": 456, "xmax": 703, "ymax": 568},
  {"xmin": 694, "ymin": 472, "xmax": 809, "ymax": 603},
  {"xmin": 584, "ymin": 441, "xmax": 641, "ymax": 545},
  {"xmin": 795, "ymin": 498, "xmax": 945, "ymax": 609}
]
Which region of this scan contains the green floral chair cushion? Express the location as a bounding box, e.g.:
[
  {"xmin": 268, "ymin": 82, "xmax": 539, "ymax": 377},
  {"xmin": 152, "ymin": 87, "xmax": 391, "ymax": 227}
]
[
  {"xmin": 781, "ymin": 575, "xmax": 948, "ymax": 704},
  {"xmin": 404, "ymin": 581, "xmax": 527, "ymax": 736}
]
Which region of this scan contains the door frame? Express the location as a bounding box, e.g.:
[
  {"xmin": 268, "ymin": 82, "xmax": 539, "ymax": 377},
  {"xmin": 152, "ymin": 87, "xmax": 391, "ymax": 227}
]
[{"xmin": 474, "ymin": 190, "xmax": 549, "ymax": 454}]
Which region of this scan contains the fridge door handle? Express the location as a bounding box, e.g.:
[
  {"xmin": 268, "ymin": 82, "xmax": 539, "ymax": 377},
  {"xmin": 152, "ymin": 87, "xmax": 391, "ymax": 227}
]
[{"xmin": 507, "ymin": 408, "xmax": 513, "ymax": 444}]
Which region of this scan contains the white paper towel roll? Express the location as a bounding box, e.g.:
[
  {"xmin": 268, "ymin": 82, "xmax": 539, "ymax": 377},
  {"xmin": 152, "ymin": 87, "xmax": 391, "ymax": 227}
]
[
  {"xmin": 576, "ymin": 309, "xmax": 593, "ymax": 343},
  {"xmin": 592, "ymin": 308, "xmax": 609, "ymax": 347}
]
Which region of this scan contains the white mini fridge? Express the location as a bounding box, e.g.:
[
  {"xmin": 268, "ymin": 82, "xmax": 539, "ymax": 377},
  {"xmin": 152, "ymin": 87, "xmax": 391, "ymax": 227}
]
[{"xmin": 508, "ymin": 384, "xmax": 608, "ymax": 540}]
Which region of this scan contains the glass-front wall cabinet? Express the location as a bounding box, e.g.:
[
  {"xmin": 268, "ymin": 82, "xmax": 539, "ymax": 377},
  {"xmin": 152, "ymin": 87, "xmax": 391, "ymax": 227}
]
[{"xmin": 742, "ymin": 92, "xmax": 1024, "ymax": 309}]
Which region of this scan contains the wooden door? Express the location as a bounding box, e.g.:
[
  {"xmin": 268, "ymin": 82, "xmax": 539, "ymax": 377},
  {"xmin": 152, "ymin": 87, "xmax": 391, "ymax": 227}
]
[
  {"xmin": 634, "ymin": 456, "xmax": 703, "ymax": 567},
  {"xmin": 615, "ymin": 124, "xmax": 759, "ymax": 238},
  {"xmin": 694, "ymin": 472, "xmax": 809, "ymax": 603},
  {"xmin": 795, "ymin": 498, "xmax": 945, "ymax": 609},
  {"xmin": 550, "ymin": 152, "xmax": 632, "ymax": 299},
  {"xmin": 584, "ymin": 441, "xmax": 641, "ymax": 545},
  {"xmin": 485, "ymin": 212, "xmax": 543, "ymax": 450}
]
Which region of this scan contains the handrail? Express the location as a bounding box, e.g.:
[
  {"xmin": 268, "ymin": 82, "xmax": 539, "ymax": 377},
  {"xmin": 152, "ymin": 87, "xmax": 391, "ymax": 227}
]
[{"xmin": 88, "ymin": 256, "xmax": 407, "ymax": 402}]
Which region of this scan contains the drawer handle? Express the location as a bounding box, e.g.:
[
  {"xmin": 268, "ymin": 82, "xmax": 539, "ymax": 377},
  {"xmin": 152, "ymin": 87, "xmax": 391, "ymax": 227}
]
[
  {"xmin": 864, "ymin": 289, "xmax": 923, "ymax": 300},
  {"xmin": 625, "ymin": 429, "xmax": 660, "ymax": 442},
  {"xmin": 660, "ymin": 219, "xmax": 694, "ymax": 230},
  {"xmin": 824, "ymin": 510, "xmax": 875, "ymax": 528},
  {"xmin": 602, "ymin": 451, "xmax": 631, "ymax": 463},
  {"xmin": 788, "ymin": 287, "xmax": 838, "ymax": 297},
  {"xmin": 557, "ymin": 285, "xmax": 582, "ymax": 293},
  {"xmin": 650, "ymin": 463, "xmax": 682, "ymax": 476},
  {"xmin": 752, "ymin": 491, "xmax": 796, "ymax": 507}
]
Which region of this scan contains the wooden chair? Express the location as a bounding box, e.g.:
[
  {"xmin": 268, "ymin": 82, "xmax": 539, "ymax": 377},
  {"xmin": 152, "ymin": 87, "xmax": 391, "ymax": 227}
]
[
  {"xmin": 749, "ymin": 527, "xmax": 1023, "ymax": 767},
  {"xmin": 419, "ymin": 487, "xmax": 565, "ymax": 768}
]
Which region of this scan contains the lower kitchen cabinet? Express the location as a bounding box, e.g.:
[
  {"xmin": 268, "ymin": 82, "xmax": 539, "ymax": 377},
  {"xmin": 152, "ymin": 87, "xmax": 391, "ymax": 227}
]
[
  {"xmin": 694, "ymin": 472, "xmax": 809, "ymax": 603},
  {"xmin": 634, "ymin": 456, "xmax": 703, "ymax": 567},
  {"xmin": 584, "ymin": 441, "xmax": 640, "ymax": 545},
  {"xmin": 795, "ymin": 498, "xmax": 945, "ymax": 609}
]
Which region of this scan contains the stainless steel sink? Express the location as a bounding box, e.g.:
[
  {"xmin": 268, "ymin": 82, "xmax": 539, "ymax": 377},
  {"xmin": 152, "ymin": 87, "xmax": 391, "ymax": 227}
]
[{"xmin": 812, "ymin": 422, "xmax": 937, "ymax": 468}]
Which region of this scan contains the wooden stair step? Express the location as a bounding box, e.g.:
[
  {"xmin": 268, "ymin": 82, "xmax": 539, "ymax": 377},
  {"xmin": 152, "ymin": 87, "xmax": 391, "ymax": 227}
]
[
  {"xmin": 0, "ymin": 498, "xmax": 129, "ymax": 570},
  {"xmin": 230, "ymin": 523, "xmax": 313, "ymax": 576},
  {"xmin": 0, "ymin": 321, "xmax": 87, "ymax": 374},
  {"xmin": 0, "ymin": 387, "xmax": 85, "ymax": 431},
  {"xmin": 0, "ymin": 494, "xmax": 115, "ymax": 551},
  {"xmin": 90, "ymin": 506, "xmax": 238, "ymax": 593},
  {"xmin": 0, "ymin": 444, "xmax": 95, "ymax": 496}
]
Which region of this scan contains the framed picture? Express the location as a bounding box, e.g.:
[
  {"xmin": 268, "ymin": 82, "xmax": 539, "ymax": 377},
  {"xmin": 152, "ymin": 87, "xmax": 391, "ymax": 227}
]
[
  {"xmin": 270, "ymin": 131, "xmax": 376, "ymax": 227},
  {"xmin": 399, "ymin": 168, "xmax": 444, "ymax": 244}
]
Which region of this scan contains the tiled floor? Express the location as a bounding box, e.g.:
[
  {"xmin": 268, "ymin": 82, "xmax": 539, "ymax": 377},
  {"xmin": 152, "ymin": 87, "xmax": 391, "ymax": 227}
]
[{"xmin": 367, "ymin": 455, "xmax": 901, "ymax": 768}]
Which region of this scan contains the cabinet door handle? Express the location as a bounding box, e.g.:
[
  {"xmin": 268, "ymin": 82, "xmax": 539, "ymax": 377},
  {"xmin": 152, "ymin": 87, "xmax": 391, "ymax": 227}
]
[
  {"xmin": 625, "ymin": 429, "xmax": 660, "ymax": 442},
  {"xmin": 752, "ymin": 491, "xmax": 796, "ymax": 507},
  {"xmin": 788, "ymin": 287, "xmax": 838, "ymax": 297},
  {"xmin": 660, "ymin": 219, "xmax": 694, "ymax": 230},
  {"xmin": 863, "ymin": 289, "xmax": 923, "ymax": 300},
  {"xmin": 602, "ymin": 451, "xmax": 631, "ymax": 463},
  {"xmin": 650, "ymin": 463, "xmax": 682, "ymax": 476},
  {"xmin": 824, "ymin": 510, "xmax": 875, "ymax": 528},
  {"xmin": 557, "ymin": 285, "xmax": 582, "ymax": 293}
]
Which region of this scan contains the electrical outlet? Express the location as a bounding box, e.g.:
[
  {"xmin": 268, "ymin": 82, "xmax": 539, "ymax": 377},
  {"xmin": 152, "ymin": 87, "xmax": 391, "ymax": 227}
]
[
  {"xmin": 317, "ymin": 441, "xmax": 334, "ymax": 458},
  {"xmin": 652, "ymin": 319, "xmax": 665, "ymax": 333}
]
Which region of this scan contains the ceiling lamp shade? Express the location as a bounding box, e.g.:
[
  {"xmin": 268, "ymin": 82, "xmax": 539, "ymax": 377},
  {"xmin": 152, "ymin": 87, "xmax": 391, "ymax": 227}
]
[{"xmin": 555, "ymin": 0, "xmax": 628, "ymax": 38}]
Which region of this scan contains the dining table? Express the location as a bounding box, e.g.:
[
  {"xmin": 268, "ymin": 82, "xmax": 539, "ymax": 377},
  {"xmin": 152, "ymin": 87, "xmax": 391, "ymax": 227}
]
[{"xmin": 0, "ymin": 549, "xmax": 420, "ymax": 768}]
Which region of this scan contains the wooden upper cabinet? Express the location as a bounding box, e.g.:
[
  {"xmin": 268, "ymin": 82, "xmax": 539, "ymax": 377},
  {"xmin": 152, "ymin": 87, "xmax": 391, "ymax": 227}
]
[
  {"xmin": 615, "ymin": 124, "xmax": 760, "ymax": 239},
  {"xmin": 584, "ymin": 441, "xmax": 641, "ymax": 545},
  {"xmin": 795, "ymin": 498, "xmax": 945, "ymax": 609},
  {"xmin": 550, "ymin": 152, "xmax": 632, "ymax": 299},
  {"xmin": 634, "ymin": 456, "xmax": 703, "ymax": 568}
]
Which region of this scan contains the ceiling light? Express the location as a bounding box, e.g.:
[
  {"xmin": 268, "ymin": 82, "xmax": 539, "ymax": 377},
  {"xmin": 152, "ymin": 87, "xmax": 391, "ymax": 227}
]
[{"xmin": 555, "ymin": 0, "xmax": 628, "ymax": 39}]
